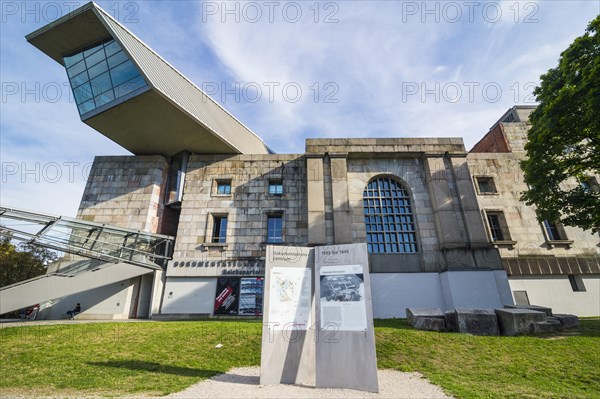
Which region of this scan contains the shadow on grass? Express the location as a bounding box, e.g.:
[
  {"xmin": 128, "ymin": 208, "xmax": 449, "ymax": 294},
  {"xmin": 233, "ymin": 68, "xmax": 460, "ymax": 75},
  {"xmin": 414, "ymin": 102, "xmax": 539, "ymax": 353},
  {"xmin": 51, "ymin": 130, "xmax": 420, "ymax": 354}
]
[{"xmin": 88, "ymin": 360, "xmax": 222, "ymax": 378}]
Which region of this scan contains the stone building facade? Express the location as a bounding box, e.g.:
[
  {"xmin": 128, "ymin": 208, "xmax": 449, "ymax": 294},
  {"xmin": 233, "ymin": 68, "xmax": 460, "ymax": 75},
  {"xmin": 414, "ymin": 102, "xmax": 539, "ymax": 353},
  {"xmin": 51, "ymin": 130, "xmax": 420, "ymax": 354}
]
[
  {"xmin": 468, "ymin": 106, "xmax": 600, "ymax": 316},
  {"xmin": 23, "ymin": 4, "xmax": 598, "ymax": 319},
  {"xmin": 64, "ymin": 107, "xmax": 598, "ymax": 319}
]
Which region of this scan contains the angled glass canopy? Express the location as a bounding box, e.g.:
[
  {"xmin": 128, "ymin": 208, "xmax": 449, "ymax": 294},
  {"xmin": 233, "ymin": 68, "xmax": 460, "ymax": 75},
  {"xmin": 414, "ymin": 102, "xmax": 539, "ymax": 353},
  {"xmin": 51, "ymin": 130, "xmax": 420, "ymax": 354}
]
[{"xmin": 0, "ymin": 207, "xmax": 173, "ymax": 270}]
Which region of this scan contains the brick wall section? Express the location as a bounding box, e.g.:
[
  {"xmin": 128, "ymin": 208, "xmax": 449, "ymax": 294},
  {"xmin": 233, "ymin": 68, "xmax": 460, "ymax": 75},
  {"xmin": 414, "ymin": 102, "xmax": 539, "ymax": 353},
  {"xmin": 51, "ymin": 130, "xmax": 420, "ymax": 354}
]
[
  {"xmin": 77, "ymin": 155, "xmax": 169, "ymax": 233},
  {"xmin": 170, "ymin": 154, "xmax": 308, "ymax": 276},
  {"xmin": 470, "ymin": 124, "xmax": 511, "ymax": 153}
]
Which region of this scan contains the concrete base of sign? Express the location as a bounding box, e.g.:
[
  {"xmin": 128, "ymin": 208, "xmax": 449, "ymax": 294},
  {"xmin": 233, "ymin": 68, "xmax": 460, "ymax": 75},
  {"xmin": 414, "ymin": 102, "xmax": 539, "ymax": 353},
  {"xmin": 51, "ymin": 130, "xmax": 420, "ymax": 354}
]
[
  {"xmin": 315, "ymin": 244, "xmax": 379, "ymax": 393},
  {"xmin": 260, "ymin": 246, "xmax": 315, "ymax": 386}
]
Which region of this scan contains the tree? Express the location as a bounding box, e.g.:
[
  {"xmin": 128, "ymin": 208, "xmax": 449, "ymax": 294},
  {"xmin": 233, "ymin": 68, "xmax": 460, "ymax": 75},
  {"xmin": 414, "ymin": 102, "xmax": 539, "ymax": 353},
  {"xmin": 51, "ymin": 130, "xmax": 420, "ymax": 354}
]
[
  {"xmin": 521, "ymin": 15, "xmax": 600, "ymax": 234},
  {"xmin": 0, "ymin": 231, "xmax": 57, "ymax": 288}
]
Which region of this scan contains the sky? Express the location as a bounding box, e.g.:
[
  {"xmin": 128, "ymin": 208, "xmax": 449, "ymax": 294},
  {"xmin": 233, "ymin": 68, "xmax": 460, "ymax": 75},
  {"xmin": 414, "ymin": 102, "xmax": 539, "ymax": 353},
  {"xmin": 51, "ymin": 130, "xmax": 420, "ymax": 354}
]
[{"xmin": 1, "ymin": 0, "xmax": 599, "ymax": 218}]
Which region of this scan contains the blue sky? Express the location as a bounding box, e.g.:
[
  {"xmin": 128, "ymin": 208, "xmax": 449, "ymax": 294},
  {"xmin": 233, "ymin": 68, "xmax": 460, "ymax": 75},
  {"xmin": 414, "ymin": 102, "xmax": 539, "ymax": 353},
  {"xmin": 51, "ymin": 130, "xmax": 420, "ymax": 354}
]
[{"xmin": 1, "ymin": 1, "xmax": 598, "ymax": 218}]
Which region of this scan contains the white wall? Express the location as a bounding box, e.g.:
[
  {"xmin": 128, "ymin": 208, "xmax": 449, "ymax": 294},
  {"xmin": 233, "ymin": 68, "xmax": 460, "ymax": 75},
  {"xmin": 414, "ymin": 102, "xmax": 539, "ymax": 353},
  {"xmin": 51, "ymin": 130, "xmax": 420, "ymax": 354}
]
[
  {"xmin": 161, "ymin": 277, "xmax": 217, "ymax": 314},
  {"xmin": 440, "ymin": 270, "xmax": 514, "ymax": 310},
  {"xmin": 509, "ymin": 275, "xmax": 600, "ymax": 316},
  {"xmin": 371, "ymin": 270, "xmax": 514, "ymax": 318},
  {"xmin": 40, "ymin": 280, "xmax": 133, "ymax": 320}
]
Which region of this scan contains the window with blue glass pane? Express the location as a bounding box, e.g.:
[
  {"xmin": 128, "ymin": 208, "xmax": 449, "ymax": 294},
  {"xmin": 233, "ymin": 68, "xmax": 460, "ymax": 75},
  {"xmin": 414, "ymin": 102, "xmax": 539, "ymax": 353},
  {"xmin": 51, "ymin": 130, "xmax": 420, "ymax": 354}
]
[
  {"xmin": 267, "ymin": 215, "xmax": 283, "ymax": 243},
  {"xmin": 216, "ymin": 180, "xmax": 231, "ymax": 195},
  {"xmin": 212, "ymin": 215, "xmax": 228, "ymax": 243},
  {"xmin": 63, "ymin": 38, "xmax": 148, "ymax": 116},
  {"xmin": 268, "ymin": 180, "xmax": 283, "ymax": 195},
  {"xmin": 363, "ymin": 176, "xmax": 417, "ymax": 253}
]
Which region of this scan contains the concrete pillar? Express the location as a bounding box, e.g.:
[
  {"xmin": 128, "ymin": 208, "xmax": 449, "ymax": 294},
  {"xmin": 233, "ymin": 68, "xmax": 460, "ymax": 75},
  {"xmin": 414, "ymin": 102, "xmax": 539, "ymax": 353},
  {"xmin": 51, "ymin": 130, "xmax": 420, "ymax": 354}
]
[
  {"xmin": 330, "ymin": 154, "xmax": 352, "ymax": 244},
  {"xmin": 423, "ymin": 155, "xmax": 462, "ymax": 246},
  {"xmin": 307, "ymin": 155, "xmax": 326, "ymax": 244}
]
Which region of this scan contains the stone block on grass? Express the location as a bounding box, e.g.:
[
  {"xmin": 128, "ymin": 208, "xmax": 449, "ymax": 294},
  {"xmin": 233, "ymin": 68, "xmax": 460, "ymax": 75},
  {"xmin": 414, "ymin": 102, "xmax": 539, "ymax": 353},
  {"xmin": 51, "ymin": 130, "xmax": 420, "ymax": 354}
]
[
  {"xmin": 414, "ymin": 317, "xmax": 446, "ymax": 332},
  {"xmin": 455, "ymin": 309, "xmax": 499, "ymax": 336},
  {"xmin": 546, "ymin": 317, "xmax": 564, "ymax": 332},
  {"xmin": 530, "ymin": 321, "xmax": 555, "ymax": 334},
  {"xmin": 406, "ymin": 308, "xmax": 444, "ymax": 327},
  {"xmin": 494, "ymin": 308, "xmax": 546, "ymax": 336},
  {"xmin": 444, "ymin": 310, "xmax": 458, "ymax": 332},
  {"xmin": 505, "ymin": 304, "xmax": 553, "ymax": 317},
  {"xmin": 554, "ymin": 314, "xmax": 580, "ymax": 329}
]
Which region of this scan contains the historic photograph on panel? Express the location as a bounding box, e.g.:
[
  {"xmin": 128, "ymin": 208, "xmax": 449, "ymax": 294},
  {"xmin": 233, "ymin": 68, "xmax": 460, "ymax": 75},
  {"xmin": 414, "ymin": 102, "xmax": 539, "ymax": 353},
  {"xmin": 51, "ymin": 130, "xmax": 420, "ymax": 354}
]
[
  {"xmin": 320, "ymin": 274, "xmax": 364, "ymax": 302},
  {"xmin": 320, "ymin": 265, "xmax": 367, "ymax": 331}
]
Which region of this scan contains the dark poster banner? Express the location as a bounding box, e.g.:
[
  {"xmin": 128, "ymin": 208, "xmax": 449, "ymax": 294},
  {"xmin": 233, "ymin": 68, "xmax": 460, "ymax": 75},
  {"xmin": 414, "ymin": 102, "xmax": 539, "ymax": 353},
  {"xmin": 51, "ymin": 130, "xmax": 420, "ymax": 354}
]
[
  {"xmin": 214, "ymin": 278, "xmax": 240, "ymax": 315},
  {"xmin": 239, "ymin": 277, "xmax": 264, "ymax": 315}
]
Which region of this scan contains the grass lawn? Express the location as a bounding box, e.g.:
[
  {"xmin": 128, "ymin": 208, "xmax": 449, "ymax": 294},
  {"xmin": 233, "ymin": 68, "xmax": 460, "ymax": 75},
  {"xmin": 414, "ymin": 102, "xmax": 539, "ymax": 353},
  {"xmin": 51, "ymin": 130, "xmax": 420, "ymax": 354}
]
[{"xmin": 0, "ymin": 318, "xmax": 598, "ymax": 398}]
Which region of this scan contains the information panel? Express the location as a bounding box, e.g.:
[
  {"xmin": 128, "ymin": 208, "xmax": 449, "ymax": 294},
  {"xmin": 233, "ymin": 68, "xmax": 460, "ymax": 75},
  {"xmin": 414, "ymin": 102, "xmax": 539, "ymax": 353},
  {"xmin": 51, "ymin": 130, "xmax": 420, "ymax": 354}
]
[
  {"xmin": 319, "ymin": 264, "xmax": 366, "ymax": 331},
  {"xmin": 269, "ymin": 267, "xmax": 312, "ymax": 327},
  {"xmin": 315, "ymin": 244, "xmax": 379, "ymax": 393}
]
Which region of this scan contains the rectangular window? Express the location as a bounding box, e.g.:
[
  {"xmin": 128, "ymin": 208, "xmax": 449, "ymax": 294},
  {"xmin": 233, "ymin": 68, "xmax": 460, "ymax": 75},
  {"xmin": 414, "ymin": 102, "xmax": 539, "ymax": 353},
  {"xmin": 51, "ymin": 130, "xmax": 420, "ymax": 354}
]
[
  {"xmin": 513, "ymin": 291, "xmax": 530, "ymax": 305},
  {"xmin": 216, "ymin": 180, "xmax": 231, "ymax": 195},
  {"xmin": 568, "ymin": 275, "xmax": 586, "ymax": 292},
  {"xmin": 543, "ymin": 220, "xmax": 565, "ymax": 241},
  {"xmin": 267, "ymin": 215, "xmax": 283, "ymax": 243},
  {"xmin": 486, "ymin": 212, "xmax": 509, "ymax": 241},
  {"xmin": 268, "ymin": 180, "xmax": 283, "ymax": 195},
  {"xmin": 476, "ymin": 176, "xmax": 497, "ymax": 194},
  {"xmin": 212, "ymin": 215, "xmax": 228, "ymax": 243}
]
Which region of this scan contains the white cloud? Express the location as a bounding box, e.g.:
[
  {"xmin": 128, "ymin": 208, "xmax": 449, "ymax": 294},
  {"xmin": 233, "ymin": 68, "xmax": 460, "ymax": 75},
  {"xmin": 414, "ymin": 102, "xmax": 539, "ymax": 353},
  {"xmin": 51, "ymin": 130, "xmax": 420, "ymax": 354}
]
[{"xmin": 1, "ymin": 0, "xmax": 598, "ymax": 218}]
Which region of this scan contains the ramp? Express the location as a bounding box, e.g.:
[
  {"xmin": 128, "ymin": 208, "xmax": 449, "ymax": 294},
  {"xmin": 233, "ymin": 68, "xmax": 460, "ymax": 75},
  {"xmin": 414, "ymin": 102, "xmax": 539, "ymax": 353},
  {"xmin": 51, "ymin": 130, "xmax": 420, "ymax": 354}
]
[
  {"xmin": 0, "ymin": 262, "xmax": 151, "ymax": 314},
  {"xmin": 0, "ymin": 206, "xmax": 174, "ymax": 315}
]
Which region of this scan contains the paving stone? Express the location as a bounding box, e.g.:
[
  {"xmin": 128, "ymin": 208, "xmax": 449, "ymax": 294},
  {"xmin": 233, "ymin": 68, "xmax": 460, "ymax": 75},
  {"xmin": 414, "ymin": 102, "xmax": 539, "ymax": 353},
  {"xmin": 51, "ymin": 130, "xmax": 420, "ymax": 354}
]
[
  {"xmin": 414, "ymin": 317, "xmax": 446, "ymax": 332},
  {"xmin": 494, "ymin": 308, "xmax": 546, "ymax": 336},
  {"xmin": 455, "ymin": 309, "xmax": 499, "ymax": 336},
  {"xmin": 554, "ymin": 314, "xmax": 580, "ymax": 329},
  {"xmin": 406, "ymin": 308, "xmax": 445, "ymax": 327}
]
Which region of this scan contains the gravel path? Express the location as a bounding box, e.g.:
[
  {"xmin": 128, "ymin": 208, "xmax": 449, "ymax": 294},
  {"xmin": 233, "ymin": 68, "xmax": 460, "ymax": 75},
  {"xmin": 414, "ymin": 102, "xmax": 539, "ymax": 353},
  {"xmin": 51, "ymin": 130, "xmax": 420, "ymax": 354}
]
[{"xmin": 165, "ymin": 367, "xmax": 453, "ymax": 398}]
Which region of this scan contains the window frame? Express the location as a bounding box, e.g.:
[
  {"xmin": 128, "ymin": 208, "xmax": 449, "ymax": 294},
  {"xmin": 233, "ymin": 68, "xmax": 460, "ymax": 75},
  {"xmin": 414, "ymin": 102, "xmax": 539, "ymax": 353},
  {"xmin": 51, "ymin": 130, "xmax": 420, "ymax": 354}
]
[
  {"xmin": 211, "ymin": 214, "xmax": 228, "ymax": 243},
  {"xmin": 568, "ymin": 275, "xmax": 586, "ymax": 292},
  {"xmin": 363, "ymin": 176, "xmax": 418, "ymax": 254},
  {"xmin": 268, "ymin": 180, "xmax": 284, "ymax": 196},
  {"xmin": 483, "ymin": 210, "xmax": 516, "ymax": 247},
  {"xmin": 541, "ymin": 219, "xmax": 573, "ymax": 248},
  {"xmin": 475, "ymin": 176, "xmax": 498, "ymax": 195},
  {"xmin": 266, "ymin": 213, "xmax": 284, "ymax": 244},
  {"xmin": 214, "ymin": 179, "xmax": 232, "ymax": 196}
]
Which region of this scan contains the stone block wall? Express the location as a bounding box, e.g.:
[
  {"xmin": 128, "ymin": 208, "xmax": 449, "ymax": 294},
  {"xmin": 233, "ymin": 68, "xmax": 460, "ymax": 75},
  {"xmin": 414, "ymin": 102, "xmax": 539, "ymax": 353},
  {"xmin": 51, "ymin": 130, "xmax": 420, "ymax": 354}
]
[
  {"xmin": 77, "ymin": 155, "xmax": 169, "ymax": 233},
  {"xmin": 169, "ymin": 154, "xmax": 308, "ymax": 277}
]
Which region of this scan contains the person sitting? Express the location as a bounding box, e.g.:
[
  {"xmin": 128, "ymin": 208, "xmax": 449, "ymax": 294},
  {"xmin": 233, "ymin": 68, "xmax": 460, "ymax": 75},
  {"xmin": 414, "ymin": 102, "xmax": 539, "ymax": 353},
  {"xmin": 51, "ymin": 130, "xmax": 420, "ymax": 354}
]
[{"xmin": 66, "ymin": 303, "xmax": 81, "ymax": 319}]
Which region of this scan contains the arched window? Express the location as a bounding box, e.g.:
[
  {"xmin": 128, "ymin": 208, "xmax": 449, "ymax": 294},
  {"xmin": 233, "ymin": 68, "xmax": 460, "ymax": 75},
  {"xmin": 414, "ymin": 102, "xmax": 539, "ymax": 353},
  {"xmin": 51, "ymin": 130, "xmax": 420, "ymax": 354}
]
[{"xmin": 363, "ymin": 176, "xmax": 418, "ymax": 253}]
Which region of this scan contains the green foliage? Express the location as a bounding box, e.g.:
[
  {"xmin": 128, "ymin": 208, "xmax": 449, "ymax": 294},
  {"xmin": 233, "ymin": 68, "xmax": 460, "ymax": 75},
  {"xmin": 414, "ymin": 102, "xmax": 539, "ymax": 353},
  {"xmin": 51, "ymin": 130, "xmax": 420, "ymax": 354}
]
[
  {"xmin": 0, "ymin": 231, "xmax": 57, "ymax": 287},
  {"xmin": 521, "ymin": 16, "xmax": 600, "ymax": 233},
  {"xmin": 0, "ymin": 319, "xmax": 599, "ymax": 398}
]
